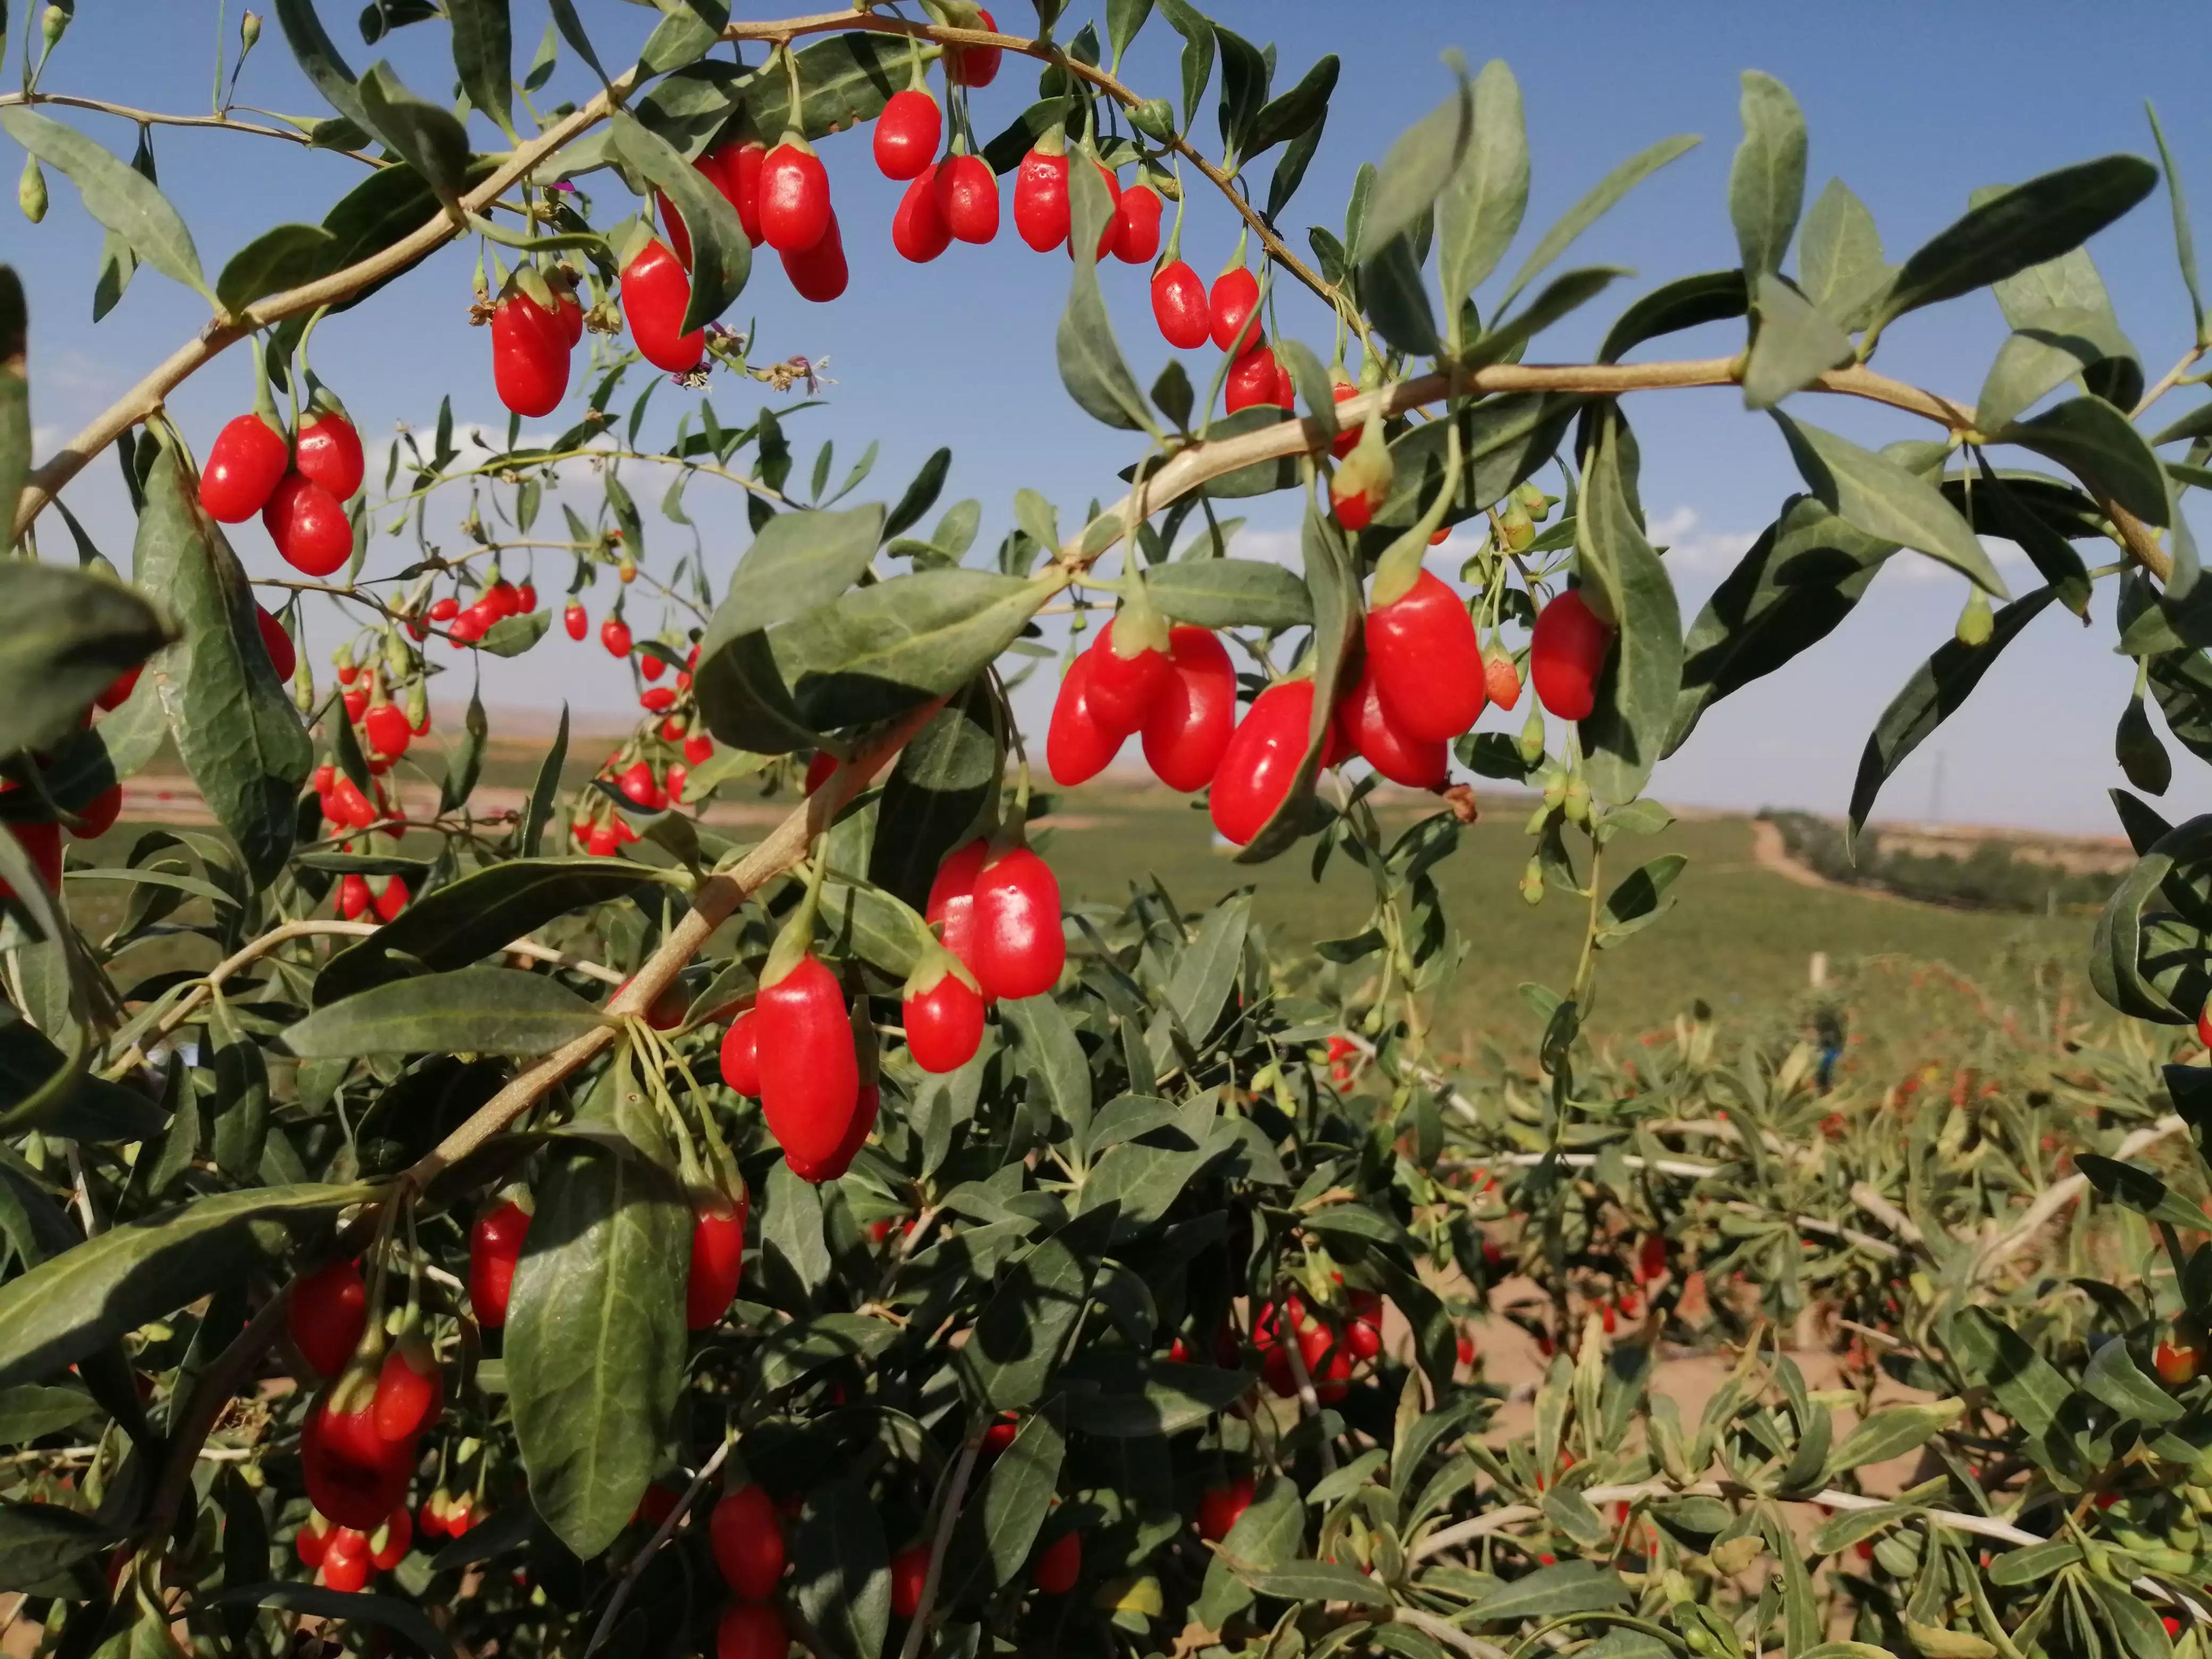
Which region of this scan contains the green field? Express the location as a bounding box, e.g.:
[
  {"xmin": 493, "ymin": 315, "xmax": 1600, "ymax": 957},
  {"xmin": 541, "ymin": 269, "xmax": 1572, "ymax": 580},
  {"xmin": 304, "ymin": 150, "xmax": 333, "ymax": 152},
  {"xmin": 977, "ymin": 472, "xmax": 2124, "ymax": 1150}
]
[
  {"xmin": 89, "ymin": 729, "xmax": 2100, "ymax": 1081},
  {"xmin": 1035, "ymin": 779, "xmax": 2091, "ymax": 1073}
]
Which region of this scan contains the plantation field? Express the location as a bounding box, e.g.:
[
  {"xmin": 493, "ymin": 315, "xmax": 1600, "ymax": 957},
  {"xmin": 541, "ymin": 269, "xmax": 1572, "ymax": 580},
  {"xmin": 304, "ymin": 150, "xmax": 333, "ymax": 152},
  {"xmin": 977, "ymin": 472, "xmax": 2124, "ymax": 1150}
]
[{"xmin": 85, "ymin": 725, "xmax": 2094, "ymax": 1069}]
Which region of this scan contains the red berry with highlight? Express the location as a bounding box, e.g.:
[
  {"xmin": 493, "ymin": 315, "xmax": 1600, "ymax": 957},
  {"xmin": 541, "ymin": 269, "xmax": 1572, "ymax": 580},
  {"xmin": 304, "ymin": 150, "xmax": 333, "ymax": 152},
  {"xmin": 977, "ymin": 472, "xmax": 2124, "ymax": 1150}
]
[
  {"xmin": 1211, "ymin": 680, "xmax": 1318, "ymax": 846},
  {"xmin": 264, "ymin": 473, "xmax": 354, "ymax": 577},
  {"xmin": 200, "ymin": 414, "xmax": 289, "ymax": 523},
  {"xmin": 1366, "ymin": 571, "xmax": 1484, "ymax": 743},
  {"xmin": 621, "ymin": 240, "xmax": 706, "ymax": 373},
  {"xmin": 295, "ymin": 412, "xmax": 365, "ymax": 502},
  {"xmin": 1152, "ymin": 260, "xmax": 1210, "ymax": 349},
  {"xmin": 1210, "ymin": 266, "xmax": 1262, "ymax": 354},
  {"xmin": 710, "ymin": 1483, "xmax": 785, "ymax": 1599},
  {"xmin": 1141, "ymin": 626, "xmax": 1237, "ymax": 792},
  {"xmin": 904, "ymin": 970, "xmax": 986, "ymax": 1074},
  {"xmin": 759, "ymin": 140, "xmax": 832, "ymax": 254},
  {"xmin": 874, "ymin": 88, "xmax": 941, "ymax": 180},
  {"xmin": 1529, "ymin": 590, "xmax": 1614, "ymax": 722}
]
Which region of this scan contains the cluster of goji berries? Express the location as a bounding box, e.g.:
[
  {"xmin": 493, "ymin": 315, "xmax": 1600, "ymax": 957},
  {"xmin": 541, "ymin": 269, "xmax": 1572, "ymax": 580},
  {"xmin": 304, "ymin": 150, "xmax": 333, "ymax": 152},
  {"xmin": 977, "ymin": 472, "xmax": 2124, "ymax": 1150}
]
[
  {"xmin": 0, "ymin": 657, "xmax": 162, "ymax": 900},
  {"xmin": 285, "ymin": 1256, "xmax": 449, "ymax": 1591},
  {"xmin": 200, "ymin": 400, "xmax": 366, "ymax": 578},
  {"xmin": 425, "ymin": 573, "xmax": 539, "ymax": 648},
  {"xmin": 570, "ymin": 640, "xmax": 712, "ymax": 855},
  {"xmin": 1047, "ymin": 542, "xmax": 1615, "ymax": 840}
]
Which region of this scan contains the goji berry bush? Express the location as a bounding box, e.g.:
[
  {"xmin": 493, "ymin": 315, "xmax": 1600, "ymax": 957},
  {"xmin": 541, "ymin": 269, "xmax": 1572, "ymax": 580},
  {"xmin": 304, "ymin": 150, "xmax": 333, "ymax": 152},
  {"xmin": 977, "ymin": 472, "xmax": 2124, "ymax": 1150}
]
[{"xmin": 2, "ymin": 4, "xmax": 2212, "ymax": 1658}]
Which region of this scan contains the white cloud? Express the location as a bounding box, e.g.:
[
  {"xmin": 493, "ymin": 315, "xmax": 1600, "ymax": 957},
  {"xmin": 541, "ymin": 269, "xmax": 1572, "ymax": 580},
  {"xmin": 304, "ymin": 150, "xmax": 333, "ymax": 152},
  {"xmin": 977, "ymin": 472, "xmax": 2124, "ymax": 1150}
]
[{"xmin": 1647, "ymin": 505, "xmax": 1757, "ymax": 575}]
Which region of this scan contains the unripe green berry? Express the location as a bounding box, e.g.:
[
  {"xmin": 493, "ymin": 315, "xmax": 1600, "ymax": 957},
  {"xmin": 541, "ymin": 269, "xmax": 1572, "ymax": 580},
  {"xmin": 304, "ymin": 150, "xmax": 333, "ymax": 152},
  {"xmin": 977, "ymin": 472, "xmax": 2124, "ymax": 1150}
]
[
  {"xmin": 1127, "ymin": 98, "xmax": 1176, "ymax": 143},
  {"xmin": 1563, "ymin": 777, "xmax": 1591, "ymax": 825},
  {"xmin": 240, "ymin": 11, "xmax": 262, "ymax": 50},
  {"xmin": 1518, "ymin": 704, "xmax": 1546, "ymax": 765},
  {"xmin": 18, "ymin": 156, "xmax": 46, "ymax": 224},
  {"xmin": 1955, "ymin": 588, "xmax": 1993, "ymax": 648},
  {"xmin": 1519, "ymin": 856, "xmax": 1544, "ymax": 906},
  {"xmin": 40, "ymin": 4, "xmax": 67, "ymax": 50},
  {"xmin": 1541, "ymin": 768, "xmax": 1567, "ymax": 810}
]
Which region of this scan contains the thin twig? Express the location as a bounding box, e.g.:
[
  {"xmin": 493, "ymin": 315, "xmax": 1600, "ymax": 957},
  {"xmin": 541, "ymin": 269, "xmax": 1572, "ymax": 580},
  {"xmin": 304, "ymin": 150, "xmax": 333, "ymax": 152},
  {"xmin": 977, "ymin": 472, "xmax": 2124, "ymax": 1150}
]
[
  {"xmin": 586, "ymin": 1435, "xmax": 734, "ymax": 1656},
  {"xmin": 896, "ymin": 1433, "xmax": 983, "ymax": 1659}
]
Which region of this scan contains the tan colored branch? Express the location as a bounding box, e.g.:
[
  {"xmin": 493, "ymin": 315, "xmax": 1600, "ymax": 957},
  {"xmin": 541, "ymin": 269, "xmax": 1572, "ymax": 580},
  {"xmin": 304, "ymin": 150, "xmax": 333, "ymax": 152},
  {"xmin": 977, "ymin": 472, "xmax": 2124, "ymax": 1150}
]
[
  {"xmin": 1971, "ymin": 1112, "xmax": 2188, "ymax": 1282},
  {"xmin": 0, "ymin": 91, "xmax": 377, "ymax": 160}
]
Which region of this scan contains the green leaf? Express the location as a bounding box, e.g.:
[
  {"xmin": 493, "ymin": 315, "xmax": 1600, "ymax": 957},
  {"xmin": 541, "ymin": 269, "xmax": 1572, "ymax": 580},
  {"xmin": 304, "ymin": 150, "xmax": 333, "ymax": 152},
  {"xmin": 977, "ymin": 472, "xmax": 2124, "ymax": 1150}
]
[
  {"xmin": 1595, "ymin": 854, "xmax": 1687, "ymax": 946},
  {"xmin": 1247, "ymin": 53, "xmax": 1336, "ymax": 159},
  {"xmin": 0, "ymin": 1182, "xmax": 362, "ymax": 1387},
  {"xmin": 709, "ymin": 505, "xmax": 889, "ymax": 642},
  {"xmin": 1196, "ymin": 1474, "xmax": 1301, "ymax": 1628},
  {"xmin": 1496, "ymin": 133, "xmax": 1699, "ymax": 311},
  {"xmin": 608, "ymin": 109, "xmax": 750, "ymax": 334},
  {"xmin": 1771, "ymin": 412, "xmax": 2008, "ymax": 595},
  {"xmin": 956, "ymin": 1211, "xmax": 1106, "ymax": 1412},
  {"xmin": 1465, "ymin": 1560, "xmax": 1631, "ymax": 1623},
  {"xmin": 131, "ymin": 439, "xmax": 313, "ymax": 890},
  {"xmin": 1827, "ymin": 1399, "xmax": 1964, "ymax": 1474},
  {"xmin": 773, "ymin": 570, "xmax": 1051, "ymax": 736},
  {"xmin": 868, "ymin": 679, "xmax": 999, "ymax": 914},
  {"xmin": 0, "ymin": 1382, "xmax": 97, "ymax": 1444},
  {"xmin": 1002, "ymin": 992, "xmax": 1093, "ymax": 1148},
  {"xmin": 1360, "ymin": 232, "xmax": 1440, "ymax": 357},
  {"xmin": 1576, "ymin": 407, "xmax": 1681, "ymax": 806},
  {"xmin": 1236, "ymin": 1559, "xmax": 1389, "ymax": 1608},
  {"xmin": 214, "ymin": 222, "xmax": 336, "ymax": 315},
  {"xmin": 316, "ymin": 857, "xmax": 659, "ymax": 1003},
  {"xmin": 1741, "ymin": 271, "xmax": 1853, "ymax": 410},
  {"xmin": 793, "ymin": 1475, "xmax": 890, "ymax": 1659},
  {"xmin": 1975, "ymin": 308, "xmax": 2134, "ymax": 433},
  {"xmin": 1728, "ymin": 71, "xmax": 1806, "ymax": 281},
  {"xmin": 2081, "ymin": 1336, "xmax": 2184, "ymax": 1426},
  {"xmin": 1667, "ymin": 495, "xmax": 1895, "ymax": 754},
  {"xmin": 284, "ymin": 967, "xmax": 608, "ymax": 1057},
  {"xmin": 449, "ymin": 0, "xmax": 515, "ymax": 137},
  {"xmin": 884, "ymin": 447, "xmax": 950, "ymax": 541},
  {"xmin": 1599, "ymin": 269, "xmax": 1748, "ymax": 363},
  {"xmin": 2117, "ymin": 695, "xmax": 2171, "ymax": 795},
  {"xmin": 1363, "ymin": 64, "xmax": 1471, "ymax": 255},
  {"xmin": 755, "ymin": 1312, "xmax": 897, "ymax": 1394},
  {"xmin": 1798, "ymin": 178, "xmax": 1892, "ymax": 329},
  {"xmin": 1058, "ymin": 163, "xmax": 1151, "ymax": 431},
  {"xmin": 2147, "ymin": 103, "xmax": 2204, "ymax": 344},
  {"xmin": 1056, "ymin": 1353, "xmax": 1251, "ymax": 1438},
  {"xmin": 0, "ymin": 1499, "xmax": 116, "ymax": 1597},
  {"xmin": 478, "ymin": 606, "xmax": 551, "ymax": 657},
  {"xmin": 1971, "ymin": 457, "xmax": 2090, "ymax": 617},
  {"xmin": 273, "ymin": 0, "xmax": 375, "ymax": 133},
  {"xmin": 1997, "ymin": 395, "xmax": 2170, "ymax": 527},
  {"xmin": 0, "ymin": 108, "xmax": 212, "ymax": 303},
  {"xmin": 1436, "ymin": 58, "xmax": 1527, "ymax": 318},
  {"xmin": 1845, "ymin": 585, "xmax": 2057, "ymax": 838},
  {"xmin": 1235, "ymin": 510, "xmax": 1357, "ymax": 862},
  {"xmin": 2076, "ymin": 1151, "xmax": 2207, "ymax": 1229},
  {"xmin": 521, "ymin": 709, "xmax": 567, "ymax": 860},
  {"xmin": 356, "ymin": 60, "xmax": 474, "ymax": 208},
  {"xmin": 638, "ymin": 0, "xmax": 730, "ymax": 78},
  {"xmin": 215, "ymin": 1584, "xmax": 453, "ymax": 1659},
  {"xmin": 960, "ymin": 1407, "xmax": 1064, "ymax": 1593},
  {"xmin": 0, "ymin": 563, "xmax": 171, "ymax": 761},
  {"xmin": 1155, "ymin": 0, "xmax": 1213, "ymax": 133},
  {"xmin": 1469, "ymin": 266, "xmax": 1627, "ymax": 368},
  {"xmin": 1145, "ymin": 558, "xmax": 1312, "ymax": 629},
  {"xmin": 1868, "ymin": 155, "xmax": 2159, "ymax": 336},
  {"xmin": 507, "ymin": 1110, "xmax": 688, "ymax": 1560}
]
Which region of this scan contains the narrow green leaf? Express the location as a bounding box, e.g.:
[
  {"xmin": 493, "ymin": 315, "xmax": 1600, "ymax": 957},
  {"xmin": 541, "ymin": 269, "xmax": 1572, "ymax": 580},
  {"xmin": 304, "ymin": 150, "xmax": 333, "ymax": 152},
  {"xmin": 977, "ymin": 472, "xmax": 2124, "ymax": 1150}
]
[
  {"xmin": 608, "ymin": 110, "xmax": 750, "ymax": 334},
  {"xmin": 1057, "ymin": 163, "xmax": 1151, "ymax": 431},
  {"xmin": 1497, "ymin": 133, "xmax": 1699, "ymax": 310},
  {"xmin": 355, "ymin": 60, "xmax": 474, "ymax": 208},
  {"xmin": 0, "ymin": 109, "xmax": 211, "ymax": 303},
  {"xmin": 449, "ymin": 0, "xmax": 515, "ymax": 137},
  {"xmin": 1997, "ymin": 394, "xmax": 2170, "ymax": 526},
  {"xmin": 215, "ymin": 223, "xmax": 336, "ymax": 315},
  {"xmin": 1436, "ymin": 58, "xmax": 1528, "ymax": 316},
  {"xmin": 1145, "ymin": 558, "xmax": 1312, "ymax": 629},
  {"xmin": 793, "ymin": 1475, "xmax": 889, "ymax": 1659},
  {"xmin": 1728, "ymin": 71, "xmax": 1806, "ymax": 281},
  {"xmin": 1363, "ymin": 65, "xmax": 1471, "ymax": 255},
  {"xmin": 2147, "ymin": 103, "xmax": 2204, "ymax": 343},
  {"xmin": 1869, "ymin": 156, "xmax": 2159, "ymax": 335},
  {"xmin": 1576, "ymin": 406, "xmax": 1682, "ymax": 805},
  {"xmin": 131, "ymin": 440, "xmax": 313, "ymax": 889},
  {"xmin": 1798, "ymin": 178, "xmax": 1892, "ymax": 329},
  {"xmin": 1846, "ymin": 586, "xmax": 2059, "ymax": 837},
  {"xmin": 284, "ymin": 967, "xmax": 608, "ymax": 1057},
  {"xmin": 1741, "ymin": 271, "xmax": 1853, "ymax": 409},
  {"xmin": 1771, "ymin": 412, "xmax": 2008, "ymax": 595}
]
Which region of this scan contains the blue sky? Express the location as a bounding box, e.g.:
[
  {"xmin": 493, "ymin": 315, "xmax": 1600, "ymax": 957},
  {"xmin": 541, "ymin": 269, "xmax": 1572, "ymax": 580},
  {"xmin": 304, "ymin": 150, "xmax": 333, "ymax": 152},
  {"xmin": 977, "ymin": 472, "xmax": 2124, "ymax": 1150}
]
[{"xmin": 10, "ymin": 1, "xmax": 2212, "ymax": 834}]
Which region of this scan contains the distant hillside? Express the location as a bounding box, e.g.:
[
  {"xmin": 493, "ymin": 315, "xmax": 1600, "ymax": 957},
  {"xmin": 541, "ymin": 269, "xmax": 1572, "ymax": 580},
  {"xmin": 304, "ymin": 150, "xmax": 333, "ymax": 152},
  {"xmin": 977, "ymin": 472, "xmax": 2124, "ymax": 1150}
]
[{"xmin": 1761, "ymin": 808, "xmax": 2128, "ymax": 914}]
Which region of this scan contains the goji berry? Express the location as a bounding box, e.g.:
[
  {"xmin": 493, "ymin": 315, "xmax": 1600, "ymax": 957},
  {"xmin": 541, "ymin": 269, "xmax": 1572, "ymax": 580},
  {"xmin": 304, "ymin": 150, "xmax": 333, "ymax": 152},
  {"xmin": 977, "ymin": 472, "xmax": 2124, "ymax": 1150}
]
[{"xmin": 199, "ymin": 413, "xmax": 289, "ymax": 523}]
